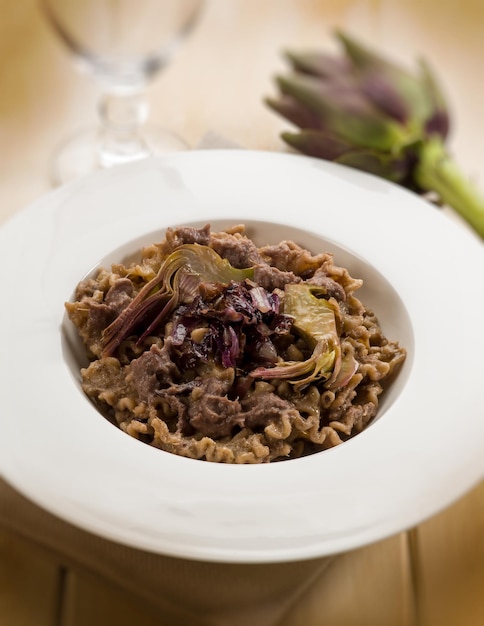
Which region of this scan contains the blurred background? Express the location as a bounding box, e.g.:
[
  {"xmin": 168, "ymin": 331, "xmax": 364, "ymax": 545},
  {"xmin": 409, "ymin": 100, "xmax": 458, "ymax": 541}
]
[
  {"xmin": 0, "ymin": 1, "xmax": 483, "ymax": 625},
  {"xmin": 2, "ymin": 0, "xmax": 484, "ymax": 217}
]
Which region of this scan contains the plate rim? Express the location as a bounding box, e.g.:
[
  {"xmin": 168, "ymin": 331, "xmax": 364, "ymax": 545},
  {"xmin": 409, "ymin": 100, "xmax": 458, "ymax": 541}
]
[{"xmin": 0, "ymin": 150, "xmax": 483, "ymax": 563}]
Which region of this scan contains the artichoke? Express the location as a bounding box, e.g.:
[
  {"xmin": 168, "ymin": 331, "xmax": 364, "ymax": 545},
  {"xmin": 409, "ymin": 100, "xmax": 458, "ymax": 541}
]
[
  {"xmin": 266, "ymin": 31, "xmax": 484, "ymax": 239},
  {"xmin": 250, "ymin": 284, "xmax": 340, "ymax": 388},
  {"xmin": 102, "ymin": 244, "xmax": 254, "ymax": 356}
]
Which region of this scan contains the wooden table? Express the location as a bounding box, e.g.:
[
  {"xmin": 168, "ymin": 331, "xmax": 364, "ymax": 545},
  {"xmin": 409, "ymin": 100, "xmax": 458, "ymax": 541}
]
[{"xmin": 1, "ymin": 1, "xmax": 483, "ymax": 624}]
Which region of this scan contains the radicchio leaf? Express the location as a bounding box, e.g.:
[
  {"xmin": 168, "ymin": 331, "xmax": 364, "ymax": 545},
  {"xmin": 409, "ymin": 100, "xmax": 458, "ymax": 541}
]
[{"xmin": 102, "ymin": 244, "xmax": 254, "ymax": 356}]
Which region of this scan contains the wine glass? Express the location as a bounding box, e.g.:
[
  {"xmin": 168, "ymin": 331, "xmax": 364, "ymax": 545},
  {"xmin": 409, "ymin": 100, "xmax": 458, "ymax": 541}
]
[{"xmin": 42, "ymin": 0, "xmax": 204, "ymax": 186}]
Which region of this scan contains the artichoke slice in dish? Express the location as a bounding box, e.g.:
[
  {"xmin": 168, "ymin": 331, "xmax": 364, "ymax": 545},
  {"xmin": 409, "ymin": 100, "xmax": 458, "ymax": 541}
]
[
  {"xmin": 250, "ymin": 284, "xmax": 341, "ymax": 388},
  {"xmin": 102, "ymin": 244, "xmax": 254, "ymax": 356}
]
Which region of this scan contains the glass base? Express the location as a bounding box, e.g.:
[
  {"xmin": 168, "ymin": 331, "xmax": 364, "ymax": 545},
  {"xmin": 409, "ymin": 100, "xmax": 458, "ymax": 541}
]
[{"xmin": 49, "ymin": 126, "xmax": 189, "ymax": 186}]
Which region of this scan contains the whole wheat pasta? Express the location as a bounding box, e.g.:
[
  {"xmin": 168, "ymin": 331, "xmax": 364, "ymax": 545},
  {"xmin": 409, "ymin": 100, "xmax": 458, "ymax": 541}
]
[{"xmin": 66, "ymin": 224, "xmax": 406, "ymax": 463}]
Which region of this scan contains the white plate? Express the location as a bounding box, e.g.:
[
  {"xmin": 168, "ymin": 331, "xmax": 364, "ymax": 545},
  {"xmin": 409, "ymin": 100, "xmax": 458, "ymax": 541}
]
[{"xmin": 0, "ymin": 150, "xmax": 483, "ymax": 563}]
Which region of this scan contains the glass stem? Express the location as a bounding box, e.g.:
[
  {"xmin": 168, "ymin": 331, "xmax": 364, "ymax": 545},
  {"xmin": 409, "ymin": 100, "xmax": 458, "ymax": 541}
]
[{"xmin": 97, "ymin": 91, "xmax": 150, "ymax": 168}]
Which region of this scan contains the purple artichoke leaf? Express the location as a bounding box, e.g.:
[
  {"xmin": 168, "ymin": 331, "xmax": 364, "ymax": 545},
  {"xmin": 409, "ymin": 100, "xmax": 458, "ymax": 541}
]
[
  {"xmin": 281, "ymin": 129, "xmax": 355, "ymax": 160},
  {"xmin": 276, "ymin": 73, "xmax": 368, "ymax": 116},
  {"xmin": 359, "ymin": 70, "xmax": 409, "ymax": 124},
  {"xmin": 277, "ymin": 73, "xmax": 409, "ymax": 151},
  {"xmin": 418, "ymin": 58, "xmax": 450, "ymax": 139},
  {"xmin": 285, "ymin": 50, "xmax": 351, "ymax": 79},
  {"xmin": 264, "ymin": 94, "xmax": 326, "ymax": 130},
  {"xmin": 336, "ymin": 31, "xmax": 434, "ymax": 129}
]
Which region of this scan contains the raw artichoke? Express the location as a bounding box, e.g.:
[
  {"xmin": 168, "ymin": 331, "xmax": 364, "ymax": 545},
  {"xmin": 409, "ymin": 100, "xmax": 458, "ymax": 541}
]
[{"xmin": 266, "ymin": 31, "xmax": 484, "ymax": 238}]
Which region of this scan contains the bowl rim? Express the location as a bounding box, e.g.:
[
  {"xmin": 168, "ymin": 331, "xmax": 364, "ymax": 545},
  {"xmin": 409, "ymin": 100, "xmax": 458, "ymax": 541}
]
[{"xmin": 0, "ymin": 150, "xmax": 483, "ymax": 563}]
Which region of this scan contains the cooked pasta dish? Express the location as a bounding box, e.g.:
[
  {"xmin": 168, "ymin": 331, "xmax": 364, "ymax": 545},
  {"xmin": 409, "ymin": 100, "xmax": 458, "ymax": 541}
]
[{"xmin": 66, "ymin": 224, "xmax": 406, "ymax": 463}]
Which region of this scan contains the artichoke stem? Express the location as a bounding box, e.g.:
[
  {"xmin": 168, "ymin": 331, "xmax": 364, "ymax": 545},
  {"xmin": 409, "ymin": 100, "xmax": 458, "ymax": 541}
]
[{"xmin": 415, "ymin": 138, "xmax": 484, "ymax": 238}]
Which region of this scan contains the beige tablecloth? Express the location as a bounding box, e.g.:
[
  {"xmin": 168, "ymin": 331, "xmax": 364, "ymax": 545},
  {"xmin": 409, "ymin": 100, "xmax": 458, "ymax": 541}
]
[{"xmin": 0, "ymin": 478, "xmax": 333, "ymax": 626}]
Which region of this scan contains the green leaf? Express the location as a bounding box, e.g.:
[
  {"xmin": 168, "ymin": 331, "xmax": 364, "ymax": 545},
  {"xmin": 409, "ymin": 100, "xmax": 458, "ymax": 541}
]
[{"xmin": 283, "ymin": 284, "xmax": 339, "ymax": 345}]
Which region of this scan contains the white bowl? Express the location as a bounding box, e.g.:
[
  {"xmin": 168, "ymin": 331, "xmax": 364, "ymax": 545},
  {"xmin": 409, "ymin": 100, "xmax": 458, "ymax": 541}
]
[{"xmin": 0, "ymin": 150, "xmax": 483, "ymax": 563}]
